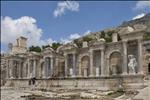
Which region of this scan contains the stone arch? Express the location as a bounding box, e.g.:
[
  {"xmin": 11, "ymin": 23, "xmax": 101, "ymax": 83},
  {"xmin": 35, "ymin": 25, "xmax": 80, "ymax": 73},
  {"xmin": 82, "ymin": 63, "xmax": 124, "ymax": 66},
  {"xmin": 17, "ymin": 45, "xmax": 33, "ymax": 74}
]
[
  {"xmin": 45, "ymin": 57, "xmax": 51, "ymax": 78},
  {"xmin": 56, "ymin": 45, "xmax": 64, "ymax": 54},
  {"xmin": 80, "ymin": 55, "xmax": 90, "ymax": 77},
  {"xmin": 109, "ymin": 51, "xmax": 122, "ymax": 75}
]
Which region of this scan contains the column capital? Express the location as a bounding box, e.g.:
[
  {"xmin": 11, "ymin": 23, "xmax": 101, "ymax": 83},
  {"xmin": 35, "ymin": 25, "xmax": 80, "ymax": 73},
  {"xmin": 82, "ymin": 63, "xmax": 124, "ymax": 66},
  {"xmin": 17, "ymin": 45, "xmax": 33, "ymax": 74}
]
[
  {"xmin": 64, "ymin": 53, "xmax": 68, "ymax": 56},
  {"xmin": 122, "ymin": 40, "xmax": 127, "ymax": 43}
]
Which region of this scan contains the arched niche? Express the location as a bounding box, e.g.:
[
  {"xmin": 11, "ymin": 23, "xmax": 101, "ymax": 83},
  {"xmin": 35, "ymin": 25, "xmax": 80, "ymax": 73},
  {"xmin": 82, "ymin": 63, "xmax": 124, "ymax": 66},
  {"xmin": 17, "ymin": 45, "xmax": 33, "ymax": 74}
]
[
  {"xmin": 45, "ymin": 57, "xmax": 51, "ymax": 77},
  {"xmin": 13, "ymin": 60, "xmax": 19, "ymax": 78},
  {"xmin": 81, "ymin": 56, "xmax": 90, "ymax": 77},
  {"xmin": 109, "ymin": 52, "xmax": 122, "ymax": 75}
]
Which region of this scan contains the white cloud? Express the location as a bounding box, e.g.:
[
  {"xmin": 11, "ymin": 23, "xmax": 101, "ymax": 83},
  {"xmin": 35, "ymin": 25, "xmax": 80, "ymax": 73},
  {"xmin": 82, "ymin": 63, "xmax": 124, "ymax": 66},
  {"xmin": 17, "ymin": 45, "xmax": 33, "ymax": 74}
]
[
  {"xmin": 60, "ymin": 38, "xmax": 71, "ymax": 44},
  {"xmin": 69, "ymin": 33, "xmax": 81, "ymax": 40},
  {"xmin": 53, "ymin": 1, "xmax": 79, "ymax": 17},
  {"xmin": 60, "ymin": 30, "xmax": 91, "ymax": 44},
  {"xmin": 83, "ymin": 30, "xmax": 91, "ymax": 36},
  {"xmin": 135, "ymin": 1, "xmax": 150, "ymax": 10},
  {"xmin": 132, "ymin": 13, "xmax": 145, "ymax": 20},
  {"xmin": 60, "ymin": 33, "xmax": 81, "ymax": 44},
  {"xmin": 1, "ymin": 16, "xmax": 55, "ymax": 47}
]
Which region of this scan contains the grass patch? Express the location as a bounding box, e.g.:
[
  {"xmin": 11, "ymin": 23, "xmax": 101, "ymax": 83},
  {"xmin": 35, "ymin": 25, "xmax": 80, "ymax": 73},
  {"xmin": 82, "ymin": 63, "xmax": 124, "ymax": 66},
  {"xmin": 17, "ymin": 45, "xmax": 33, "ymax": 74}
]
[{"xmin": 107, "ymin": 89, "xmax": 125, "ymax": 98}]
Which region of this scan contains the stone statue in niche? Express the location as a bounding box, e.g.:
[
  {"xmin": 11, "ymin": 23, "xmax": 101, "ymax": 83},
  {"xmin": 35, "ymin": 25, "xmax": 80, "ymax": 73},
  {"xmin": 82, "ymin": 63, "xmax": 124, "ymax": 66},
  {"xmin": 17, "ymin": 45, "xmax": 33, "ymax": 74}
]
[
  {"xmin": 70, "ymin": 68, "xmax": 73, "ymax": 77},
  {"xmin": 96, "ymin": 67, "xmax": 99, "ymax": 77},
  {"xmin": 128, "ymin": 55, "xmax": 137, "ymax": 74}
]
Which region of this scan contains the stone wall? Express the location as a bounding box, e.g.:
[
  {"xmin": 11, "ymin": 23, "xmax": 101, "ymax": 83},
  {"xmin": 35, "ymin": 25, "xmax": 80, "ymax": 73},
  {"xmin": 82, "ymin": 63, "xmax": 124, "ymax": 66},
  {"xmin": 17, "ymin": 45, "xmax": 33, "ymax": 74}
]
[{"xmin": 5, "ymin": 75, "xmax": 144, "ymax": 90}]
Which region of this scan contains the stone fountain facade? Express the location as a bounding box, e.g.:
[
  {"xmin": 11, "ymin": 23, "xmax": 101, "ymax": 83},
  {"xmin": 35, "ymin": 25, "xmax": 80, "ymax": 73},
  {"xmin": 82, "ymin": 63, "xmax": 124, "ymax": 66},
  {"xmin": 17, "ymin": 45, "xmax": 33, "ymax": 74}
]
[{"xmin": 1, "ymin": 25, "xmax": 150, "ymax": 90}]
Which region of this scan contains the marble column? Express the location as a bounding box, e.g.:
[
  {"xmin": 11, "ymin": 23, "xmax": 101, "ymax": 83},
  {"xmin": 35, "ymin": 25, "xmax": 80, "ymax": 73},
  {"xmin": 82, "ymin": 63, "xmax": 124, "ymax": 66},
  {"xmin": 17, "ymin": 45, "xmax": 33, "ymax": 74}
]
[
  {"xmin": 27, "ymin": 59, "xmax": 30, "ymax": 78},
  {"xmin": 64, "ymin": 54, "xmax": 68, "ymax": 77},
  {"xmin": 138, "ymin": 39, "xmax": 143, "ymax": 74},
  {"xmin": 78, "ymin": 61, "xmax": 82, "ymax": 77},
  {"xmin": 46, "ymin": 58, "xmax": 50, "ymax": 78},
  {"xmin": 101, "ymin": 49, "xmax": 105, "ymax": 76},
  {"xmin": 72, "ymin": 53, "xmax": 76, "ymax": 77},
  {"xmin": 33, "ymin": 59, "xmax": 36, "ymax": 78},
  {"xmin": 6, "ymin": 60, "xmax": 10, "ymax": 79},
  {"xmin": 106, "ymin": 58, "xmax": 110, "ymax": 76},
  {"xmin": 18, "ymin": 61, "xmax": 21, "ymax": 79},
  {"xmin": 55, "ymin": 58, "xmax": 59, "ymax": 77},
  {"xmin": 10, "ymin": 60, "xmax": 14, "ymax": 79},
  {"xmin": 89, "ymin": 50, "xmax": 94, "ymax": 77},
  {"xmin": 43, "ymin": 58, "xmax": 47, "ymax": 78},
  {"xmin": 50, "ymin": 57, "xmax": 53, "ymax": 77},
  {"xmin": 122, "ymin": 41, "xmax": 128, "ymax": 75}
]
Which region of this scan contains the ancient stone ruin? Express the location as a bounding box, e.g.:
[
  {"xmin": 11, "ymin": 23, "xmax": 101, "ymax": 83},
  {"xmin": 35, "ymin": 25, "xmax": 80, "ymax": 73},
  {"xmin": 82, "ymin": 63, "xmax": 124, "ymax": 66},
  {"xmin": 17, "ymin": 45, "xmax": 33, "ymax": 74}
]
[{"xmin": 1, "ymin": 25, "xmax": 150, "ymax": 91}]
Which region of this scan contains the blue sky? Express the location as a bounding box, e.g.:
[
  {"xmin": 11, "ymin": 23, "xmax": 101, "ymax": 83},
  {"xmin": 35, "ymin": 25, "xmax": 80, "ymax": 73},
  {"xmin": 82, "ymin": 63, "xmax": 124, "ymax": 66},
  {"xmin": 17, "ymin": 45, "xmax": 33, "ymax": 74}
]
[{"xmin": 1, "ymin": 1, "xmax": 150, "ymax": 52}]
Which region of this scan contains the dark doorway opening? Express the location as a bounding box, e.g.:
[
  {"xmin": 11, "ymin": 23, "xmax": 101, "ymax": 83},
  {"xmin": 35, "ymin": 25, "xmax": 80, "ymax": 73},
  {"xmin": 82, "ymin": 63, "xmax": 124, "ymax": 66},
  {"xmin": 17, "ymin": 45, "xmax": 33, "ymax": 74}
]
[{"xmin": 148, "ymin": 63, "xmax": 150, "ymax": 74}]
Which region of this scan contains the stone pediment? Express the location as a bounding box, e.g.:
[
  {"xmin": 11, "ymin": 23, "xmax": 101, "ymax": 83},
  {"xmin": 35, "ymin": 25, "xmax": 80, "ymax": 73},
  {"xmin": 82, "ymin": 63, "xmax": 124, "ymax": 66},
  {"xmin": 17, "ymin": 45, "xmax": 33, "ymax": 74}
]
[
  {"xmin": 118, "ymin": 24, "xmax": 147, "ymax": 36},
  {"xmin": 27, "ymin": 51, "xmax": 40, "ymax": 58},
  {"xmin": 133, "ymin": 24, "xmax": 147, "ymax": 31},
  {"xmin": 118, "ymin": 26, "xmax": 134, "ymax": 35},
  {"xmin": 60, "ymin": 43, "xmax": 78, "ymax": 51},
  {"xmin": 89, "ymin": 39, "xmax": 105, "ymax": 47},
  {"xmin": 42, "ymin": 47, "xmax": 54, "ymax": 55}
]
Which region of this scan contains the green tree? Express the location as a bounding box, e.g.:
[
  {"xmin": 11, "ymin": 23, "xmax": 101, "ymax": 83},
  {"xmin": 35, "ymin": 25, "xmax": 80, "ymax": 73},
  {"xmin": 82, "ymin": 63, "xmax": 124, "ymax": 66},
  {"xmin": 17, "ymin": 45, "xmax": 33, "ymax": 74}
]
[
  {"xmin": 104, "ymin": 30, "xmax": 114, "ymax": 42},
  {"xmin": 42, "ymin": 45, "xmax": 50, "ymax": 49},
  {"xmin": 100, "ymin": 31, "xmax": 105, "ymax": 38},
  {"xmin": 29, "ymin": 46, "xmax": 41, "ymax": 53},
  {"xmin": 51, "ymin": 42, "xmax": 62, "ymax": 50},
  {"xmin": 74, "ymin": 39, "xmax": 82, "ymax": 48},
  {"xmin": 83, "ymin": 36, "xmax": 93, "ymax": 42},
  {"xmin": 143, "ymin": 32, "xmax": 150, "ymax": 41}
]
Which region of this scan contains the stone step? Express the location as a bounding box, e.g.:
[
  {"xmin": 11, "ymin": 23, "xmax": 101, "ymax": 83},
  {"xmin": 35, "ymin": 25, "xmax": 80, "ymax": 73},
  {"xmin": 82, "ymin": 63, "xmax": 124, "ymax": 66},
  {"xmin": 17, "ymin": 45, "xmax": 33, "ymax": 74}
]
[{"xmin": 123, "ymin": 83, "xmax": 147, "ymax": 90}]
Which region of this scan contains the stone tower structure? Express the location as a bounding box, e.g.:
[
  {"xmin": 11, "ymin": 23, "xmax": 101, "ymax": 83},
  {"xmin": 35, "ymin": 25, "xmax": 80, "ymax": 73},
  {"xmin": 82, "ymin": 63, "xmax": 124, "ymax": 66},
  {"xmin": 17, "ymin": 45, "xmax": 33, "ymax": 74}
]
[{"xmin": 9, "ymin": 36, "xmax": 27, "ymax": 54}]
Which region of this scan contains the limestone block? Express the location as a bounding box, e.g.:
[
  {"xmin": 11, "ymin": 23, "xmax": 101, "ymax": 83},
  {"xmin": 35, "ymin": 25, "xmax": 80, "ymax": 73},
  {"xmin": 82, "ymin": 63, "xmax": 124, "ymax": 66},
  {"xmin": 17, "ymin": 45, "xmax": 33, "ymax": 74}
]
[
  {"xmin": 82, "ymin": 42, "xmax": 88, "ymax": 48},
  {"xmin": 80, "ymin": 92, "xmax": 101, "ymax": 99}
]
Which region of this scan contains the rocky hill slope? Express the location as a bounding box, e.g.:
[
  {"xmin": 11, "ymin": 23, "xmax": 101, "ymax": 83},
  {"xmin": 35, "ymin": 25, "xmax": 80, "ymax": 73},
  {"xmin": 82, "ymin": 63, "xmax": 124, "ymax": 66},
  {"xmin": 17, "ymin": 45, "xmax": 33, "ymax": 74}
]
[{"xmin": 73, "ymin": 13, "xmax": 150, "ymax": 46}]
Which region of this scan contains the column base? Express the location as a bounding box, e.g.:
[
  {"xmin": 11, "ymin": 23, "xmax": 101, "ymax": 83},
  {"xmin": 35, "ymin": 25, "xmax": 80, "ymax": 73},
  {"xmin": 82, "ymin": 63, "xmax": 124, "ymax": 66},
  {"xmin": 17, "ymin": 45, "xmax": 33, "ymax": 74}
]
[
  {"xmin": 138, "ymin": 71, "xmax": 144, "ymax": 75},
  {"xmin": 47, "ymin": 76, "xmax": 51, "ymax": 79},
  {"xmin": 100, "ymin": 74, "xmax": 105, "ymax": 77},
  {"xmin": 9, "ymin": 77, "xmax": 15, "ymax": 79},
  {"xmin": 77, "ymin": 75, "xmax": 82, "ymax": 77},
  {"xmin": 128, "ymin": 72, "xmax": 136, "ymax": 75},
  {"xmin": 71, "ymin": 75, "xmax": 76, "ymax": 78},
  {"xmin": 96, "ymin": 75, "xmax": 100, "ymax": 77},
  {"xmin": 122, "ymin": 72, "xmax": 128, "ymax": 75},
  {"xmin": 89, "ymin": 74, "xmax": 94, "ymax": 77}
]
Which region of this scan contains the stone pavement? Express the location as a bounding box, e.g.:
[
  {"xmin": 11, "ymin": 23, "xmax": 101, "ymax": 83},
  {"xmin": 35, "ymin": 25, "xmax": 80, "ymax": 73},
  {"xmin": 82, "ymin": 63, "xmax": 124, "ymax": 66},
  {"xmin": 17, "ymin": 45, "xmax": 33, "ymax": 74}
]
[
  {"xmin": 133, "ymin": 80, "xmax": 150, "ymax": 100},
  {"xmin": 1, "ymin": 79, "xmax": 150, "ymax": 100}
]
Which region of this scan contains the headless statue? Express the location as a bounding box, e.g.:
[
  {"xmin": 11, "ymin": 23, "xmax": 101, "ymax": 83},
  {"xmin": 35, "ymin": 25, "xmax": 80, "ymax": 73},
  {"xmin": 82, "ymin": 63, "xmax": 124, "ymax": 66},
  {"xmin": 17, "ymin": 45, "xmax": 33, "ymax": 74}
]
[{"xmin": 128, "ymin": 55, "xmax": 137, "ymax": 74}]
